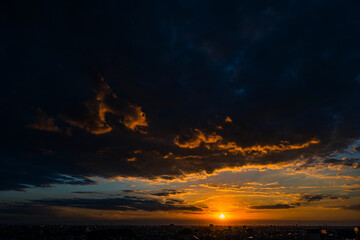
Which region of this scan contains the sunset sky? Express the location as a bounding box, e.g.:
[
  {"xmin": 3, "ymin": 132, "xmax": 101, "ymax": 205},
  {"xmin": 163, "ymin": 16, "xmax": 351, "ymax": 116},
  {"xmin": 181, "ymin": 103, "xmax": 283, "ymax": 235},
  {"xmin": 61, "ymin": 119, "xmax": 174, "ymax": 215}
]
[{"xmin": 1, "ymin": 0, "xmax": 360, "ymax": 225}]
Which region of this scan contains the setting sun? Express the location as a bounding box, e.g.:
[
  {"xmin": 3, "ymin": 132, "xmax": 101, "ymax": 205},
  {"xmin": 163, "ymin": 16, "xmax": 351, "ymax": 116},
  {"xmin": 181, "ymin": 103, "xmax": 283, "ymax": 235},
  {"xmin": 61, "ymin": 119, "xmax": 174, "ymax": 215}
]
[{"xmin": 3, "ymin": 0, "xmax": 360, "ymax": 236}]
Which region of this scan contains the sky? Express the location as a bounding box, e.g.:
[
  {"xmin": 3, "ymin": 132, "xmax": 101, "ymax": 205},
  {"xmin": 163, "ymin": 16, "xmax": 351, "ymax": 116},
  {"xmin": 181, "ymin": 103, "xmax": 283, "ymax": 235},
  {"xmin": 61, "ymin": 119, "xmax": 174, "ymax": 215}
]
[{"xmin": 1, "ymin": 0, "xmax": 360, "ymax": 225}]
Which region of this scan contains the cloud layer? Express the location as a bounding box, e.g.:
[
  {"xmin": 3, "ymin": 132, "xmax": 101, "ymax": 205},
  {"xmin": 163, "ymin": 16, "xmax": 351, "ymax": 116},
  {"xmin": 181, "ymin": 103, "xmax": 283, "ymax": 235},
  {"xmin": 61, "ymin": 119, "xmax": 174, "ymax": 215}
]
[{"xmin": 1, "ymin": 0, "xmax": 360, "ymax": 196}]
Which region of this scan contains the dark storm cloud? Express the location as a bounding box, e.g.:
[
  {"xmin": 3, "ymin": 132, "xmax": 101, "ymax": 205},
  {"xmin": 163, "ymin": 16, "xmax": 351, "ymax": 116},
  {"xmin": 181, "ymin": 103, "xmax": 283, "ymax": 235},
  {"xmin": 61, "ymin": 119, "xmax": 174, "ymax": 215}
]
[
  {"xmin": 2, "ymin": 0, "xmax": 360, "ymax": 190},
  {"xmin": 31, "ymin": 196, "xmax": 204, "ymax": 212},
  {"xmin": 249, "ymin": 204, "xmax": 297, "ymax": 210}
]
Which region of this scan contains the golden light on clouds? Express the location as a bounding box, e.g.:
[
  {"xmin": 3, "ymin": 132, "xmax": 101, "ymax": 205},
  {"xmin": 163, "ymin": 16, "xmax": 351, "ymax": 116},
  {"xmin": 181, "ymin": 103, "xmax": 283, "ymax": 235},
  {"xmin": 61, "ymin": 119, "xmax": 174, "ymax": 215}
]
[
  {"xmin": 61, "ymin": 76, "xmax": 148, "ymax": 134},
  {"xmin": 120, "ymin": 104, "xmax": 148, "ymax": 131},
  {"xmin": 216, "ymin": 139, "xmax": 320, "ymax": 155},
  {"xmin": 225, "ymin": 116, "xmax": 232, "ymax": 123},
  {"xmin": 174, "ymin": 129, "xmax": 222, "ymax": 148}
]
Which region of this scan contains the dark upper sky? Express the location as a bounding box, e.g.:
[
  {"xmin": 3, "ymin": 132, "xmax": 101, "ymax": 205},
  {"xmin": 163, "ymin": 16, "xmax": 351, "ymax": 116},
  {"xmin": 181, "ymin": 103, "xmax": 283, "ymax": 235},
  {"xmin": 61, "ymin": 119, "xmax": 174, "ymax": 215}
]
[{"xmin": 1, "ymin": 0, "xmax": 360, "ymax": 223}]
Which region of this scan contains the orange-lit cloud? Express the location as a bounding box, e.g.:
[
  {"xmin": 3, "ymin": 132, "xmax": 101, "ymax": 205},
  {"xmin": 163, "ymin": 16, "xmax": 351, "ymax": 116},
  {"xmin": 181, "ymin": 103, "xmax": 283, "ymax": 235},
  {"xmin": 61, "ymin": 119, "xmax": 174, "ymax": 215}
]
[
  {"xmin": 216, "ymin": 139, "xmax": 320, "ymax": 156},
  {"xmin": 225, "ymin": 116, "xmax": 232, "ymax": 123},
  {"xmin": 62, "ymin": 76, "xmax": 147, "ymax": 134},
  {"xmin": 127, "ymin": 157, "xmax": 137, "ymax": 162},
  {"xmin": 174, "ymin": 129, "xmax": 222, "ymax": 148},
  {"xmin": 63, "ymin": 102, "xmax": 113, "ymax": 134},
  {"xmin": 200, "ymin": 183, "xmax": 285, "ymax": 192},
  {"xmin": 120, "ymin": 104, "xmax": 148, "ymax": 131},
  {"xmin": 173, "ymin": 123, "xmax": 319, "ymax": 162}
]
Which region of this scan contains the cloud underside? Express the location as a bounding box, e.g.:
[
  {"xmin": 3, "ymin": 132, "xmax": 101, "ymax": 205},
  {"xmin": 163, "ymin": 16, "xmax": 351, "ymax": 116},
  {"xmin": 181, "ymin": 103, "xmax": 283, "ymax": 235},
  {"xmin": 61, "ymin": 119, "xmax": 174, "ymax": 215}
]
[
  {"xmin": 0, "ymin": 196, "xmax": 203, "ymax": 215},
  {"xmin": 17, "ymin": 98, "xmax": 358, "ymax": 191},
  {"xmin": 1, "ymin": 195, "xmax": 358, "ymax": 218},
  {"xmin": 174, "ymin": 128, "xmax": 320, "ymax": 155},
  {"xmin": 2, "ymin": 125, "xmax": 359, "ymax": 191},
  {"xmin": 62, "ymin": 77, "xmax": 148, "ymax": 134},
  {"xmin": 2, "ymin": 0, "xmax": 360, "ymax": 192}
]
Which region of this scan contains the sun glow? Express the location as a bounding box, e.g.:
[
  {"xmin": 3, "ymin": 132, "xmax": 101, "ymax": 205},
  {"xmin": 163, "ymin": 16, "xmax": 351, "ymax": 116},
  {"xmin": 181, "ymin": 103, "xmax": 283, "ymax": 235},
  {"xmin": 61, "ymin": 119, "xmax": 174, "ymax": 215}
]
[{"xmin": 219, "ymin": 213, "xmax": 226, "ymax": 219}]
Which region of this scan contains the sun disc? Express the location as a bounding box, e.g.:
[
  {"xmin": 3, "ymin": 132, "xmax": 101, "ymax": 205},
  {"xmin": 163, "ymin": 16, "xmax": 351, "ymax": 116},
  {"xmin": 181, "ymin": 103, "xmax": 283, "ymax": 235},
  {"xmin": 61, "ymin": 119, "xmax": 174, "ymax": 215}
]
[{"xmin": 219, "ymin": 213, "xmax": 226, "ymax": 219}]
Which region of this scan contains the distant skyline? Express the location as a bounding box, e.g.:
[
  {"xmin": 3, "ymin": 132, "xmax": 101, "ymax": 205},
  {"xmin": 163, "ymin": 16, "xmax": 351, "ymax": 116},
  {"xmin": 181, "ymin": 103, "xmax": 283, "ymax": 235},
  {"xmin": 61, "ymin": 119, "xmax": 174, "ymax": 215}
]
[{"xmin": 1, "ymin": 0, "xmax": 360, "ymax": 224}]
